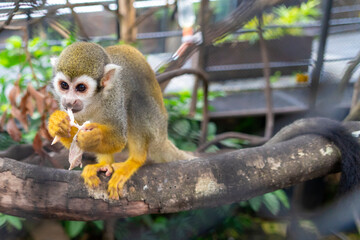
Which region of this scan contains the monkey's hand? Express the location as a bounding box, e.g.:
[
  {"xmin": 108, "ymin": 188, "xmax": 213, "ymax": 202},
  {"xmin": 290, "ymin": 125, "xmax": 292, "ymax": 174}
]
[
  {"xmin": 77, "ymin": 123, "xmax": 103, "ymax": 152},
  {"xmin": 48, "ymin": 110, "xmax": 78, "ymax": 148},
  {"xmin": 76, "ymin": 123, "xmax": 125, "ymax": 154}
]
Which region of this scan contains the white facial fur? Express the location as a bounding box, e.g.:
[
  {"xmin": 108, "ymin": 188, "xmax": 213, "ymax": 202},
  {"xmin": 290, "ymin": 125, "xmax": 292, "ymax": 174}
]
[{"xmin": 52, "ymin": 72, "xmax": 98, "ymax": 114}]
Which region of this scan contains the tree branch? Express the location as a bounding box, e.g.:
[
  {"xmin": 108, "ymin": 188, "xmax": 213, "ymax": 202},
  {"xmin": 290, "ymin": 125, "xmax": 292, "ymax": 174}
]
[
  {"xmin": 1, "ymin": 119, "xmax": 359, "ymax": 220},
  {"xmin": 162, "ymin": 0, "xmax": 286, "ymax": 72}
]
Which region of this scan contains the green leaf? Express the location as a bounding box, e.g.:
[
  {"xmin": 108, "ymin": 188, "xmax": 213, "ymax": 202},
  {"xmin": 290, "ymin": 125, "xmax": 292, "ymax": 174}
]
[
  {"xmin": 220, "ymin": 138, "xmax": 242, "ymax": 148},
  {"xmin": 64, "ymin": 221, "xmax": 86, "ymax": 238},
  {"xmin": 263, "ymin": 192, "xmax": 280, "ymax": 215},
  {"xmin": 179, "ymin": 141, "xmax": 197, "ymax": 151},
  {"xmin": 273, "ymin": 189, "xmax": 290, "ymax": 209},
  {"xmin": 207, "ymin": 122, "xmax": 217, "ymax": 137},
  {"xmin": 204, "ymin": 144, "xmax": 219, "ymax": 153},
  {"xmin": 0, "ymin": 214, "xmax": 6, "ymax": 227},
  {"xmin": 92, "ymin": 220, "xmax": 104, "ymax": 230},
  {"xmin": 5, "ymin": 215, "xmax": 23, "ymax": 230},
  {"xmin": 6, "ymin": 36, "xmax": 22, "ymax": 49},
  {"xmin": 151, "ymin": 216, "xmax": 168, "ymax": 233},
  {"xmin": 29, "ymin": 37, "xmax": 40, "ymax": 47},
  {"xmin": 172, "ymin": 119, "xmax": 191, "ymax": 137},
  {"xmin": 51, "ymin": 45, "xmax": 64, "ymax": 53},
  {"xmin": 248, "ymin": 196, "xmax": 262, "ymax": 212}
]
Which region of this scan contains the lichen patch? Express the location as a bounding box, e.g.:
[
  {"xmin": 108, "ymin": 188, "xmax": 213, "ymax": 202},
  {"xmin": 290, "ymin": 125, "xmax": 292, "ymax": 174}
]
[
  {"xmin": 320, "ymin": 146, "xmax": 334, "ymax": 156},
  {"xmin": 268, "ymin": 157, "xmax": 281, "ymax": 170},
  {"xmin": 86, "ymin": 187, "xmax": 109, "ymax": 201},
  {"xmin": 246, "ymin": 157, "xmax": 265, "ymax": 169},
  {"xmin": 297, "ymin": 150, "xmax": 305, "ymax": 157},
  {"xmin": 195, "ymin": 172, "xmax": 225, "ymax": 198}
]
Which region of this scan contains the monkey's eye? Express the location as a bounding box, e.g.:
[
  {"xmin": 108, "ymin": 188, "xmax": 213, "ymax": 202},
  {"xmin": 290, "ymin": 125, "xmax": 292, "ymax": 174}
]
[
  {"xmin": 60, "ymin": 81, "xmax": 69, "ymax": 90},
  {"xmin": 76, "ymin": 84, "xmax": 86, "ymax": 92}
]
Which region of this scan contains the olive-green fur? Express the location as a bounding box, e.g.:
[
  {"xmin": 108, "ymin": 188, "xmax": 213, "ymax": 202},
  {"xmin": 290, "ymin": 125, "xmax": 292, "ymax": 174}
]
[
  {"xmin": 55, "ymin": 42, "xmax": 193, "ymax": 163},
  {"xmin": 57, "ymin": 42, "xmax": 110, "ymax": 80}
]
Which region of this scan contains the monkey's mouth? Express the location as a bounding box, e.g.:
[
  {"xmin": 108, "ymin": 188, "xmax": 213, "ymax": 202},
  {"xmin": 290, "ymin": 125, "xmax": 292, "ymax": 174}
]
[{"xmin": 64, "ymin": 107, "xmax": 82, "ymax": 113}]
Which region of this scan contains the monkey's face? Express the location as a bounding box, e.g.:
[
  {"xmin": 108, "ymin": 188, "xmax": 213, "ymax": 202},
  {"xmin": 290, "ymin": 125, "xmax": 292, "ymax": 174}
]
[{"xmin": 52, "ymin": 72, "xmax": 98, "ymax": 114}]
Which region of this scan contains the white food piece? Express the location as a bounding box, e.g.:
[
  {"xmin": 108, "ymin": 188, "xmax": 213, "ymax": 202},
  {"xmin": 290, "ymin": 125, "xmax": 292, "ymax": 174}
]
[
  {"xmin": 51, "ymin": 135, "xmax": 61, "ymax": 145},
  {"xmin": 52, "ymin": 109, "xmax": 90, "ymax": 170}
]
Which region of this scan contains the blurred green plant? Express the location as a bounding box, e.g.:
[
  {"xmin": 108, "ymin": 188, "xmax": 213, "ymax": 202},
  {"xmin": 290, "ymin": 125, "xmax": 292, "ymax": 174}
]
[
  {"xmin": 0, "ymin": 213, "xmax": 24, "ymax": 231},
  {"xmin": 164, "ymin": 90, "xmax": 245, "ymax": 152},
  {"xmin": 215, "ymin": 0, "xmax": 320, "ymax": 45},
  {"xmin": 0, "ymin": 36, "xmax": 77, "ymax": 147}
]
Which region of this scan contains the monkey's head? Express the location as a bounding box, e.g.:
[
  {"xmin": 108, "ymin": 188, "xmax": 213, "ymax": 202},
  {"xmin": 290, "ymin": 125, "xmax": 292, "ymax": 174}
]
[{"xmin": 51, "ymin": 42, "xmax": 121, "ymax": 120}]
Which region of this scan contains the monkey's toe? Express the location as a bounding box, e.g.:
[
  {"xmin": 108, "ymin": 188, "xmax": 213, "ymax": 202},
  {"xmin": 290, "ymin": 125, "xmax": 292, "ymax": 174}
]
[
  {"xmin": 81, "ymin": 163, "xmax": 111, "ymax": 188},
  {"xmin": 107, "ymin": 170, "xmax": 128, "ymax": 199},
  {"xmin": 83, "ymin": 175, "xmax": 101, "ymax": 188}
]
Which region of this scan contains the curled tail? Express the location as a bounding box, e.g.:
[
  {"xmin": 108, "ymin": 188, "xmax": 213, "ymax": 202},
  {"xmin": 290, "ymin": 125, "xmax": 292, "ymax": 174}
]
[
  {"xmin": 149, "ymin": 139, "xmax": 195, "ymax": 163},
  {"xmin": 277, "ymin": 118, "xmax": 360, "ymax": 194}
]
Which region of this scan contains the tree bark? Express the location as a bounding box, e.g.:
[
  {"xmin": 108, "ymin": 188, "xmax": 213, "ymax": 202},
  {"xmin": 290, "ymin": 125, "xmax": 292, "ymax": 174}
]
[{"xmin": 0, "ymin": 119, "xmax": 360, "ymax": 221}]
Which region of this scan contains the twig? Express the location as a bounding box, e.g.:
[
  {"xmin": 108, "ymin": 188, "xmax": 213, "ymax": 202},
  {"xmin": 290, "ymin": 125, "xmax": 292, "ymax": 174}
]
[
  {"xmin": 66, "ymin": 0, "xmax": 89, "ymax": 40},
  {"xmin": 196, "ymin": 132, "xmax": 266, "ymax": 153},
  {"xmin": 0, "ymin": 0, "xmax": 21, "ymax": 34},
  {"xmin": 157, "ymin": 68, "xmax": 209, "ymax": 84},
  {"xmin": 338, "ymin": 49, "xmax": 360, "ymax": 100},
  {"xmin": 103, "ymin": 219, "xmax": 116, "ymax": 240},
  {"xmin": 103, "ymin": 5, "xmax": 122, "ymax": 23},
  {"xmin": 351, "ymin": 72, "xmax": 360, "ymax": 109},
  {"xmin": 344, "ymin": 73, "xmax": 360, "ymax": 121},
  {"xmin": 258, "ymin": 14, "xmax": 274, "ymax": 140},
  {"xmin": 47, "ymin": 19, "xmax": 70, "ymax": 39},
  {"xmin": 132, "ymin": 4, "xmax": 170, "ymax": 29},
  {"xmin": 3, "ymin": 25, "xmax": 39, "ymax": 87}
]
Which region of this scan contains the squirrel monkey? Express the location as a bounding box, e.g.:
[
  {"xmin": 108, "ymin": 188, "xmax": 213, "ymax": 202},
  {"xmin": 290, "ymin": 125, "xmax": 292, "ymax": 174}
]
[{"xmin": 48, "ymin": 42, "xmax": 194, "ymax": 199}]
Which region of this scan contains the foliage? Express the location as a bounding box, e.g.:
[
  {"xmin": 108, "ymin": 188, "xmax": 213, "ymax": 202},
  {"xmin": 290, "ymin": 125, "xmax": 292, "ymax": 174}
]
[
  {"xmin": 0, "ymin": 36, "xmax": 75, "ymax": 148},
  {"xmin": 215, "ymin": 0, "xmax": 320, "ymax": 45},
  {"xmin": 164, "ymin": 90, "xmax": 244, "ymax": 152},
  {"xmin": 0, "ymin": 213, "xmax": 24, "ymax": 231}
]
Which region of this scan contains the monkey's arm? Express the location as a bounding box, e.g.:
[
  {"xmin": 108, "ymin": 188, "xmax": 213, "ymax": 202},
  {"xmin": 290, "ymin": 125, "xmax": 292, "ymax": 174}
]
[
  {"xmin": 76, "ymin": 123, "xmax": 126, "ymax": 154},
  {"xmin": 48, "ymin": 110, "xmax": 78, "ymax": 148},
  {"xmin": 76, "ymin": 123, "xmax": 126, "ymax": 189}
]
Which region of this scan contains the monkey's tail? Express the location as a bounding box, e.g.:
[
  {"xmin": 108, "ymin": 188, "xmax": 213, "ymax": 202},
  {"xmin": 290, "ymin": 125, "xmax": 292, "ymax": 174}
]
[
  {"xmin": 149, "ymin": 139, "xmax": 195, "ymax": 163},
  {"xmin": 283, "ymin": 118, "xmax": 360, "ymax": 194}
]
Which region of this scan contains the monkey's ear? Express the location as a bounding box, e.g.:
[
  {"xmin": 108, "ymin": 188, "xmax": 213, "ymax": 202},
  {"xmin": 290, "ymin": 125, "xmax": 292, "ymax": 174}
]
[{"xmin": 101, "ymin": 64, "xmax": 122, "ymax": 89}]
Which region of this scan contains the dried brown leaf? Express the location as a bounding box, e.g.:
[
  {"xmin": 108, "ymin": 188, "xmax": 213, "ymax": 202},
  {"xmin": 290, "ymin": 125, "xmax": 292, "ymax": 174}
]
[
  {"xmin": 45, "ymin": 96, "xmax": 59, "ymax": 114},
  {"xmin": 6, "ymin": 118, "xmax": 22, "ymax": 142},
  {"xmin": 32, "ymin": 132, "xmax": 43, "ymax": 156},
  {"xmin": 8, "ymin": 84, "xmax": 20, "ymax": 107},
  {"xmin": 39, "ymin": 115, "xmax": 52, "ymax": 141},
  {"xmin": 25, "ymin": 96, "xmax": 35, "ymax": 116},
  {"xmin": 27, "ymin": 84, "xmax": 45, "ymax": 114},
  {"xmin": 11, "ymin": 106, "xmax": 28, "ymax": 131},
  {"xmin": 19, "ymin": 91, "xmax": 35, "ymax": 117},
  {"xmin": 0, "ymin": 109, "xmax": 8, "ymax": 131}
]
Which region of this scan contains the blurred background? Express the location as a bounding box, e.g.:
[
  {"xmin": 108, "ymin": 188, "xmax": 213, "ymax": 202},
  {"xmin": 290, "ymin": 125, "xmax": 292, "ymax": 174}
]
[{"xmin": 0, "ymin": 0, "xmax": 360, "ymax": 239}]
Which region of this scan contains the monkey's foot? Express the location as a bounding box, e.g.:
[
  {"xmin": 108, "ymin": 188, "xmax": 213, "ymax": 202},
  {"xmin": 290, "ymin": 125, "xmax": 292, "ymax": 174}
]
[
  {"xmin": 81, "ymin": 162, "xmax": 113, "ymax": 188},
  {"xmin": 108, "ymin": 161, "xmax": 141, "ymax": 200}
]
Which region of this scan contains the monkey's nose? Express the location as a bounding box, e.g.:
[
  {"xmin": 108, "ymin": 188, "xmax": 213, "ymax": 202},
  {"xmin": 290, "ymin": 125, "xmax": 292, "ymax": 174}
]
[{"xmin": 63, "ymin": 99, "xmax": 83, "ymax": 113}]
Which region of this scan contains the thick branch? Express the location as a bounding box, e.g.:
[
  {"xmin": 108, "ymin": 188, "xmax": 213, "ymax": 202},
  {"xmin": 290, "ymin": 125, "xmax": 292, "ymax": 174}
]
[{"xmin": 1, "ymin": 119, "xmax": 360, "ymax": 220}]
